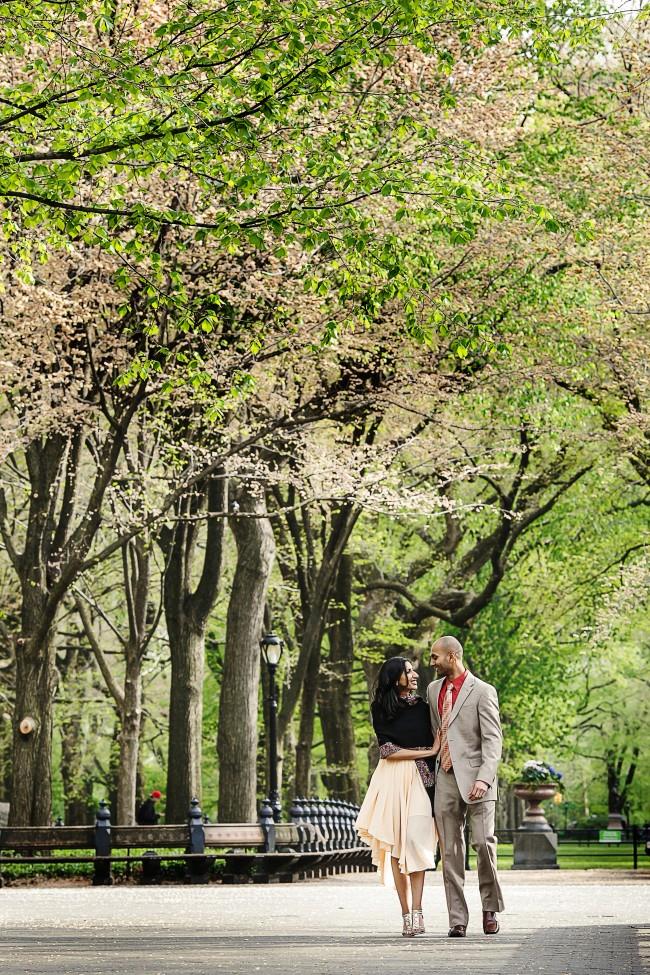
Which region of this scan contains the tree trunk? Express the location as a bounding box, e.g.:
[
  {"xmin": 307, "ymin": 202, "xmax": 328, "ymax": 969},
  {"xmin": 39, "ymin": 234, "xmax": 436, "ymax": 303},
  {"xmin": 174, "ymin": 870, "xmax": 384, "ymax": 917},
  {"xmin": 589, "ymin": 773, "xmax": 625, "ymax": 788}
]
[
  {"xmin": 0, "ymin": 605, "xmax": 17, "ymax": 803},
  {"xmin": 607, "ymin": 758, "xmax": 624, "ymax": 815},
  {"xmin": 364, "ymin": 659, "xmax": 380, "ymax": 784},
  {"xmin": 277, "ymin": 504, "xmax": 360, "ymax": 742},
  {"xmin": 294, "ymin": 638, "xmax": 320, "ymax": 797},
  {"xmin": 74, "ymin": 533, "xmax": 153, "ymax": 825},
  {"xmin": 217, "ymin": 486, "xmax": 275, "ymax": 822},
  {"xmin": 280, "ymin": 727, "xmax": 295, "ymax": 805},
  {"xmin": 582, "ymin": 771, "xmax": 590, "ymax": 819},
  {"xmin": 606, "ymin": 747, "xmax": 638, "ymax": 818},
  {"xmin": 8, "ymin": 437, "xmax": 66, "ymax": 826},
  {"xmin": 60, "ymin": 712, "xmax": 95, "ymax": 825},
  {"xmin": 4, "ymin": 408, "xmax": 138, "ymax": 825},
  {"xmin": 10, "ymin": 633, "xmax": 57, "ymax": 825},
  {"xmin": 116, "ymin": 657, "xmax": 143, "ymax": 825},
  {"xmin": 319, "ymin": 555, "xmax": 360, "ymax": 802},
  {"xmin": 165, "ymin": 620, "xmax": 205, "ymax": 821},
  {"xmin": 0, "ymin": 714, "xmax": 12, "ymax": 801},
  {"xmin": 136, "ymin": 711, "xmax": 147, "ymax": 804},
  {"xmin": 162, "ymin": 475, "xmax": 226, "ymax": 823},
  {"xmin": 59, "ymin": 648, "xmax": 96, "ymax": 826},
  {"xmin": 107, "ymin": 717, "xmax": 121, "ymax": 817},
  {"xmin": 355, "ymin": 583, "xmax": 400, "ymax": 786}
]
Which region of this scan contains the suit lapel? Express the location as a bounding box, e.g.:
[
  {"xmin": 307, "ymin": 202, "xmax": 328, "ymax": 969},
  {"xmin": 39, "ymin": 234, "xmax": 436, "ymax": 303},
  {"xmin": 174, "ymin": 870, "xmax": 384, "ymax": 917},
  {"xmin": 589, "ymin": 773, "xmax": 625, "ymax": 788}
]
[
  {"xmin": 429, "ymin": 678, "xmax": 445, "ymax": 727},
  {"xmin": 447, "ymin": 672, "xmax": 476, "ymax": 727}
]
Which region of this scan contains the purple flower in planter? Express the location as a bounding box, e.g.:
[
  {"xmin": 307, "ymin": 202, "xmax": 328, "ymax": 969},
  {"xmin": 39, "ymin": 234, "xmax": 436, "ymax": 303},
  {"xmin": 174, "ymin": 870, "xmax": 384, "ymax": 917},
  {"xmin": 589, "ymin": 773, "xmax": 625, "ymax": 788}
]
[{"xmin": 519, "ymin": 759, "xmax": 564, "ymax": 790}]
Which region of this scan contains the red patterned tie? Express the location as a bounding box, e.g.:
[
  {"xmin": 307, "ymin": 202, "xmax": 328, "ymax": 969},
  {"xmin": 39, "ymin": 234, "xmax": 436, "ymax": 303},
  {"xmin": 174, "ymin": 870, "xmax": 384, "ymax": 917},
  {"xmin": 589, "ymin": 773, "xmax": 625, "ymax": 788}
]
[{"xmin": 439, "ymin": 682, "xmax": 454, "ymax": 772}]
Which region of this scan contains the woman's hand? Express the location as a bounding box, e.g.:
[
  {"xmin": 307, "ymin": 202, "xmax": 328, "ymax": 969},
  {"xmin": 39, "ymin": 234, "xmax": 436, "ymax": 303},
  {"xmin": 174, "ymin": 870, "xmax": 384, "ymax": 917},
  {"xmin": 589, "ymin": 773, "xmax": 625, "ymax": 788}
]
[
  {"xmin": 419, "ymin": 743, "xmax": 439, "ymax": 758},
  {"xmin": 431, "ymin": 730, "xmax": 441, "ymax": 756},
  {"xmin": 410, "ymin": 733, "xmax": 441, "ymax": 759}
]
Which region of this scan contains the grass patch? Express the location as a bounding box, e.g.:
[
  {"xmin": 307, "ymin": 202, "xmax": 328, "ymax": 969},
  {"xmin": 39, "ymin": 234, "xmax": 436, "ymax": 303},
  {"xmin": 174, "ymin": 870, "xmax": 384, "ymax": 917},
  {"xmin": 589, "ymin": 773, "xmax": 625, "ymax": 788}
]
[{"xmin": 467, "ymin": 841, "xmax": 638, "ymax": 870}]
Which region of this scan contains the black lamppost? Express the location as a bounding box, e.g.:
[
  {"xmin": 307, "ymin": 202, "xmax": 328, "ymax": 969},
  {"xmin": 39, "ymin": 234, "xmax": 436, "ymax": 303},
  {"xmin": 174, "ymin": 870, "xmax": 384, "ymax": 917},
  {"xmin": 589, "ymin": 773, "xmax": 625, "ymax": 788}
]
[{"xmin": 260, "ymin": 632, "xmax": 284, "ymax": 823}]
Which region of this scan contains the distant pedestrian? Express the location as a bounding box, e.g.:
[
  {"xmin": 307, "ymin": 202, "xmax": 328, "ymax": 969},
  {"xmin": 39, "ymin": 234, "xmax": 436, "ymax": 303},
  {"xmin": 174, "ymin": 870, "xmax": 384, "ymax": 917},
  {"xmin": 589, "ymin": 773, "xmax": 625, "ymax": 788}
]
[{"xmin": 136, "ymin": 790, "xmax": 162, "ymax": 825}]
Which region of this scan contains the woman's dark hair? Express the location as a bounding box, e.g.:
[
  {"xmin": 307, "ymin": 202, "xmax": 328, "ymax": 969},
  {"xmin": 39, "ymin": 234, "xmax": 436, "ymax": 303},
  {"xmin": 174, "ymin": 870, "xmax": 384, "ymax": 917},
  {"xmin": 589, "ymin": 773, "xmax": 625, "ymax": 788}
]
[{"xmin": 371, "ymin": 656, "xmax": 411, "ymax": 721}]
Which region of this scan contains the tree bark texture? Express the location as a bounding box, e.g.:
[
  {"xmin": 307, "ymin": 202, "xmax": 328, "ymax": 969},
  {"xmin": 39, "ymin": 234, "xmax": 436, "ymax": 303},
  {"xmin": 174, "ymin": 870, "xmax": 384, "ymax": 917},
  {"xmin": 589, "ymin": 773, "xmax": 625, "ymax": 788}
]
[
  {"xmin": 116, "ymin": 659, "xmax": 143, "ymax": 825},
  {"xmin": 162, "ymin": 475, "xmax": 226, "ymax": 823},
  {"xmin": 165, "ymin": 621, "xmax": 205, "ymax": 821},
  {"xmin": 115, "ymin": 537, "xmax": 151, "ymax": 825},
  {"xmin": 107, "ymin": 717, "xmax": 121, "ymax": 818},
  {"xmin": 4, "ymin": 401, "xmax": 138, "ymax": 825},
  {"xmin": 58, "ymin": 646, "xmax": 98, "ymax": 825},
  {"xmin": 319, "ymin": 555, "xmax": 360, "ymax": 802},
  {"xmin": 607, "ymin": 746, "xmax": 639, "ymax": 817},
  {"xmin": 277, "ymin": 503, "xmax": 360, "ymax": 741},
  {"xmin": 356, "ymin": 584, "xmax": 402, "ymax": 785},
  {"xmin": 0, "ymin": 716, "xmax": 11, "ymax": 802},
  {"xmin": 75, "ymin": 533, "xmax": 154, "ymax": 825},
  {"xmin": 294, "ymin": 636, "xmax": 320, "ymax": 797},
  {"xmin": 217, "ymin": 486, "xmax": 275, "ymax": 822},
  {"xmin": 10, "ymin": 632, "xmax": 57, "ymax": 826},
  {"xmin": 8, "ymin": 437, "xmax": 66, "ymax": 826},
  {"xmin": 60, "ymin": 717, "xmax": 96, "ymax": 825}
]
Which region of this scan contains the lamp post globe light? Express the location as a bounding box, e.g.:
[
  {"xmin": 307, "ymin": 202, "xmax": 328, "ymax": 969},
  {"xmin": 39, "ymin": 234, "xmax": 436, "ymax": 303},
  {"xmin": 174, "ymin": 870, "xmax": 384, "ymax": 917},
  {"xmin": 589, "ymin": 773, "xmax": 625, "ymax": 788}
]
[{"xmin": 260, "ymin": 632, "xmax": 284, "ymax": 823}]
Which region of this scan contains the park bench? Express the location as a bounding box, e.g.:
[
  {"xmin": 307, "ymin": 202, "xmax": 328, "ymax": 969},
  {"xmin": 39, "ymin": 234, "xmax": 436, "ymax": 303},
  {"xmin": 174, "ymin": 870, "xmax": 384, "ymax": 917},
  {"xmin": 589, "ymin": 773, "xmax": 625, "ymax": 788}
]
[{"xmin": 0, "ymin": 797, "xmax": 372, "ymax": 886}]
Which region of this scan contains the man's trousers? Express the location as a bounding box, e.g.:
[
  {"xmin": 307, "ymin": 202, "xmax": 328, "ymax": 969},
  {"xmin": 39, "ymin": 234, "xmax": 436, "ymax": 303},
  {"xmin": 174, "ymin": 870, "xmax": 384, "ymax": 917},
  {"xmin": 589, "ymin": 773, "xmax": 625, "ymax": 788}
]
[{"xmin": 434, "ymin": 767, "xmax": 505, "ymax": 927}]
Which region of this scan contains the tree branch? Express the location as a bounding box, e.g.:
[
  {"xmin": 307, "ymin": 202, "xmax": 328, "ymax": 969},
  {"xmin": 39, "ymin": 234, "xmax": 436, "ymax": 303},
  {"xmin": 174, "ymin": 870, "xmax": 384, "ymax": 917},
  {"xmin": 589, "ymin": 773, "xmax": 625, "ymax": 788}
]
[
  {"xmin": 191, "ymin": 472, "xmax": 227, "ymax": 620},
  {"xmin": 73, "ymin": 591, "xmax": 125, "ymax": 711}
]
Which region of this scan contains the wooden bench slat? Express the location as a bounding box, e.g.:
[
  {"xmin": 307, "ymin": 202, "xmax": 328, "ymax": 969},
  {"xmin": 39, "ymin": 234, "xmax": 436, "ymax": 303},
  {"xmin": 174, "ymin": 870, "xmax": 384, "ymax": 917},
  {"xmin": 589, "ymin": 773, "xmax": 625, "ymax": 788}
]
[
  {"xmin": 111, "ymin": 826, "xmax": 187, "ymax": 847},
  {"xmin": 0, "ymin": 824, "xmax": 300, "ymax": 851},
  {"xmin": 203, "ymin": 825, "xmax": 264, "ymax": 846},
  {"xmin": 275, "ymin": 825, "xmax": 300, "ymax": 844},
  {"xmin": 0, "ymin": 827, "xmax": 94, "ymax": 849}
]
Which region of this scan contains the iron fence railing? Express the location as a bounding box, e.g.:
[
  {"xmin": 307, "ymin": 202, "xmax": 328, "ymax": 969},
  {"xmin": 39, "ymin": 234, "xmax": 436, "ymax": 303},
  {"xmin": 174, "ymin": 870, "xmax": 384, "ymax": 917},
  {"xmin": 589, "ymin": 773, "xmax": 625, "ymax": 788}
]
[{"xmin": 486, "ymin": 825, "xmax": 648, "ymax": 869}]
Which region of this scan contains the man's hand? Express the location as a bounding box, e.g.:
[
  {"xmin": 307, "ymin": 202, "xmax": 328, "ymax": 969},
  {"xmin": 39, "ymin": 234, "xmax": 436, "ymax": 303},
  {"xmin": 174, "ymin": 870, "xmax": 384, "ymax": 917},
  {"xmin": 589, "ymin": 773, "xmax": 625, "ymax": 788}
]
[{"xmin": 468, "ymin": 780, "xmax": 489, "ymax": 801}]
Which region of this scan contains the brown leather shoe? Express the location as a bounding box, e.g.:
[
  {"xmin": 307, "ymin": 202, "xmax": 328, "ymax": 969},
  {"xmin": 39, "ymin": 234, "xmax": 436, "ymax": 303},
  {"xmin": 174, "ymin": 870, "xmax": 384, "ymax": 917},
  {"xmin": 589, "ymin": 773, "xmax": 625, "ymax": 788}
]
[
  {"xmin": 483, "ymin": 911, "xmax": 500, "ymax": 935},
  {"xmin": 448, "ymin": 925, "xmax": 467, "ymax": 937}
]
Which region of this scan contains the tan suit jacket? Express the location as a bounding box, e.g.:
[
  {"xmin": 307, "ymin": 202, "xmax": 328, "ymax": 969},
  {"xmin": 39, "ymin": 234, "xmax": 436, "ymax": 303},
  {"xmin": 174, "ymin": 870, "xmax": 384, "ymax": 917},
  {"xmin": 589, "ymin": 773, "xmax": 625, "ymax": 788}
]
[{"xmin": 427, "ymin": 672, "xmax": 502, "ymax": 804}]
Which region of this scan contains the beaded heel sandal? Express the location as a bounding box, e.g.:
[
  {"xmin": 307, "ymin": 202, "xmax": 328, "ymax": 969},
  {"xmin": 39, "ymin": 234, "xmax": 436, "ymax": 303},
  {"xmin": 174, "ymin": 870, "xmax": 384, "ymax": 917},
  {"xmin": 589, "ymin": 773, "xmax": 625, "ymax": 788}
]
[
  {"xmin": 412, "ymin": 909, "xmax": 425, "ymax": 935},
  {"xmin": 402, "ymin": 913, "xmax": 415, "ymax": 937}
]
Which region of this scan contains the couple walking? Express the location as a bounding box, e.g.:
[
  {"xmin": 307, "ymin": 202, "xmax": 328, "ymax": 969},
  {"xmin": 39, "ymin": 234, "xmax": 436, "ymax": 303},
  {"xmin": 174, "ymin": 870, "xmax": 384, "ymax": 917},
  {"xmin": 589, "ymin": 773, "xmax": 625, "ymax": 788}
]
[{"xmin": 355, "ymin": 635, "xmax": 504, "ymax": 938}]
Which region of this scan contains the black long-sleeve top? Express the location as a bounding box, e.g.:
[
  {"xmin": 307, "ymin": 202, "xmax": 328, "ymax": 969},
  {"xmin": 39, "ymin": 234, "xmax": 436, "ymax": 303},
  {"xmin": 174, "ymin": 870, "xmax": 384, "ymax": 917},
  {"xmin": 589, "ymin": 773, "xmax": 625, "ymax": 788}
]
[{"xmin": 371, "ymin": 694, "xmax": 435, "ymax": 787}]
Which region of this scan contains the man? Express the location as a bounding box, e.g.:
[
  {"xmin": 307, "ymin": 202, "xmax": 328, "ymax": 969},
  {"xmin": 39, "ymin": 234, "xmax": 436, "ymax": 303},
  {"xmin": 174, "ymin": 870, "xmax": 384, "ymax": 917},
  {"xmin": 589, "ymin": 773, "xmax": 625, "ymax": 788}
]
[
  {"xmin": 136, "ymin": 789, "xmax": 162, "ymax": 825},
  {"xmin": 427, "ymin": 635, "xmax": 504, "ymax": 938}
]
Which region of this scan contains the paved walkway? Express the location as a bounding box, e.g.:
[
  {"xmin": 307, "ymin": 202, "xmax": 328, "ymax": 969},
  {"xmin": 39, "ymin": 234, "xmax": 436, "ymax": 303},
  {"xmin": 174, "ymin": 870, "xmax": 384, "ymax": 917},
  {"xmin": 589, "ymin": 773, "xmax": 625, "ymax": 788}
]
[{"xmin": 0, "ymin": 871, "xmax": 648, "ymax": 974}]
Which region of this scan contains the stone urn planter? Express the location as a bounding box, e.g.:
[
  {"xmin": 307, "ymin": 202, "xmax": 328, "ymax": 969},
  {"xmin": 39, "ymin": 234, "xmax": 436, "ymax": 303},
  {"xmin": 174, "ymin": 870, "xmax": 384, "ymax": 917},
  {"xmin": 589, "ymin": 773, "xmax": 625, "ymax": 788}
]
[
  {"xmin": 513, "ymin": 783, "xmax": 558, "ymax": 832},
  {"xmin": 512, "ymin": 782, "xmax": 559, "ymax": 869}
]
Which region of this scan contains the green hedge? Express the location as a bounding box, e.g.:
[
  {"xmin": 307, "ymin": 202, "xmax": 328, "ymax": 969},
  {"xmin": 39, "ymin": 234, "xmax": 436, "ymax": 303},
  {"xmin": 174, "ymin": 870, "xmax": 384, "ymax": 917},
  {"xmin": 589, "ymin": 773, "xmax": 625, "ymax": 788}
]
[{"xmin": 0, "ymin": 849, "xmax": 226, "ymax": 882}]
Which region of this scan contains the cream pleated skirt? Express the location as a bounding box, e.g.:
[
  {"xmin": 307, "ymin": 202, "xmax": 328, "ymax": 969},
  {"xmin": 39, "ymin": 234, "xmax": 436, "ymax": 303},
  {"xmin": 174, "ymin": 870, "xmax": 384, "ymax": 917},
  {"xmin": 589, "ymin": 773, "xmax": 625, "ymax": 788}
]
[{"xmin": 355, "ymin": 759, "xmax": 437, "ymax": 884}]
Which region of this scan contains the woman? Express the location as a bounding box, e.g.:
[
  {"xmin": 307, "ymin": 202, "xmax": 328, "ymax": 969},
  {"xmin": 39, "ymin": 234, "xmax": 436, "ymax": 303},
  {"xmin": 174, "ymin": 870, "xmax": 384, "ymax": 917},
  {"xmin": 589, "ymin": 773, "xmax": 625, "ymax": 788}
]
[{"xmin": 355, "ymin": 657, "xmax": 439, "ymax": 937}]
